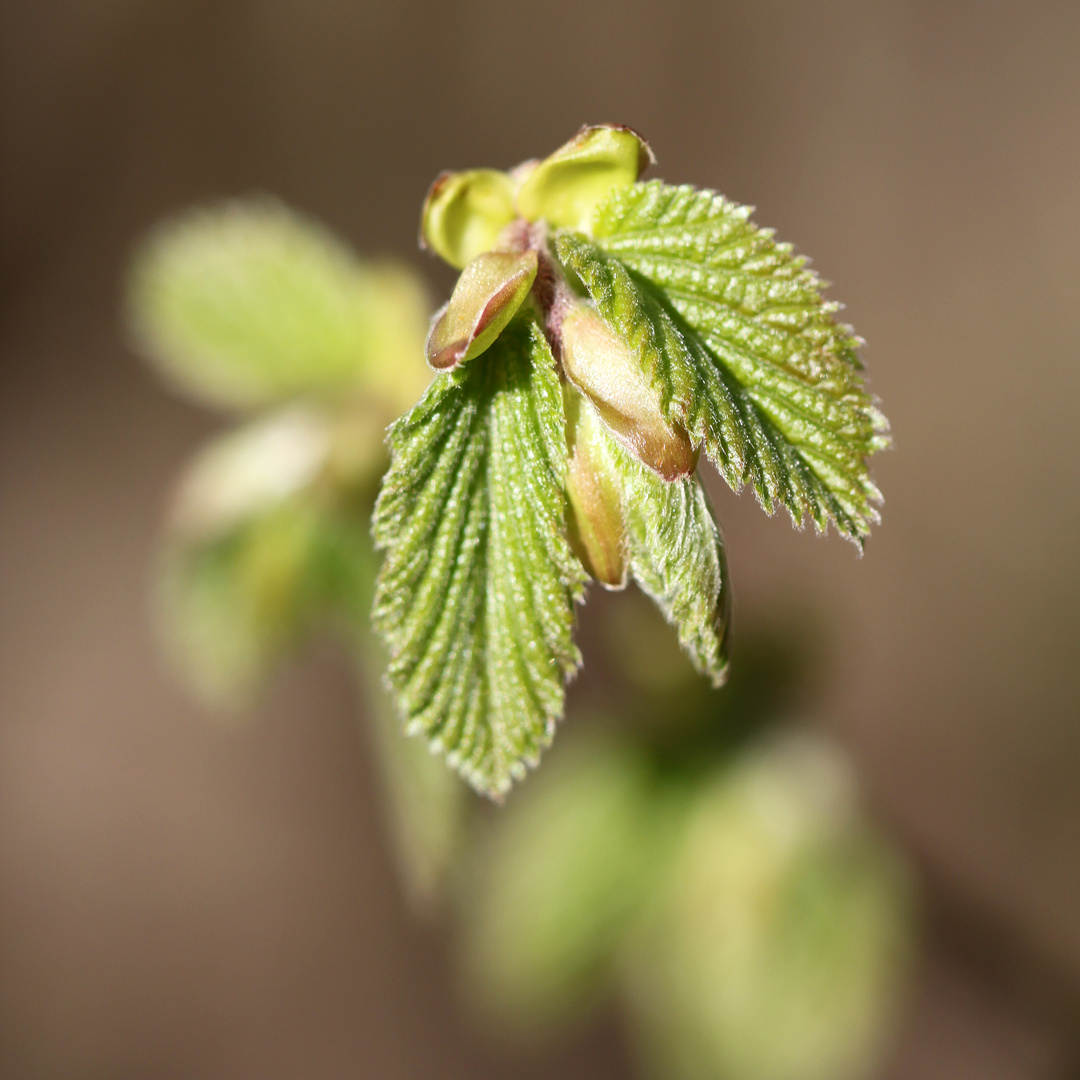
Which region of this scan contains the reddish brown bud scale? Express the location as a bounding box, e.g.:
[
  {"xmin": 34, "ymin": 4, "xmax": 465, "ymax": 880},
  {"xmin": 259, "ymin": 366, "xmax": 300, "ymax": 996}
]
[
  {"xmin": 559, "ymin": 302, "xmax": 698, "ymax": 481},
  {"xmin": 425, "ymin": 250, "xmax": 538, "ymax": 370}
]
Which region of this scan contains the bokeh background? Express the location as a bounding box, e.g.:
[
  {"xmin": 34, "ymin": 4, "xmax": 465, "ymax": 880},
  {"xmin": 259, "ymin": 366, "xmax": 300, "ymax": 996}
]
[{"xmin": 2, "ymin": 2, "xmax": 1079, "ymax": 1077}]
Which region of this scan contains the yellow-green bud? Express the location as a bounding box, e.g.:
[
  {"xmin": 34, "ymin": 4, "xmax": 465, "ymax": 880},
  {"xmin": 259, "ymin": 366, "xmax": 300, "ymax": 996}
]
[
  {"xmin": 420, "ymin": 169, "xmax": 518, "ymax": 269},
  {"xmin": 425, "ymin": 250, "xmax": 538, "ymax": 370},
  {"xmin": 563, "ymin": 387, "xmax": 628, "ymax": 588},
  {"xmin": 516, "ymin": 124, "xmax": 654, "ymax": 232},
  {"xmin": 560, "ymin": 302, "xmax": 697, "ymax": 481}
]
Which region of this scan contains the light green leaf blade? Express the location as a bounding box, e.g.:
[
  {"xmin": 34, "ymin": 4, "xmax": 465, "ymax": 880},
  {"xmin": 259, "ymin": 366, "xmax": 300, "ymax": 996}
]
[
  {"xmin": 128, "ymin": 198, "xmax": 430, "ymax": 411},
  {"xmin": 570, "ymin": 393, "xmax": 730, "ymax": 684},
  {"xmin": 372, "ymin": 316, "xmax": 587, "ymax": 798},
  {"xmin": 623, "ymin": 457, "xmax": 731, "ymax": 687},
  {"xmin": 556, "ymin": 181, "xmax": 888, "ymax": 543}
]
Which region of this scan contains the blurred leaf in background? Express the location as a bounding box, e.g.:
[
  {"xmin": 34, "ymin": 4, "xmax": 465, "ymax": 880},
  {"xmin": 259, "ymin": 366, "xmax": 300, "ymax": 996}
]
[
  {"xmin": 462, "ymin": 721, "xmax": 913, "ymax": 1080},
  {"xmin": 156, "ymin": 405, "xmax": 367, "ymax": 707},
  {"xmin": 128, "ymin": 199, "xmax": 470, "ymax": 909},
  {"xmin": 457, "ymin": 590, "xmax": 913, "ymax": 1080},
  {"xmin": 620, "ymin": 731, "xmax": 913, "ymax": 1080},
  {"xmin": 130, "ymin": 197, "xmax": 431, "ymax": 710},
  {"xmin": 457, "ymin": 729, "xmax": 678, "ymax": 1037},
  {"xmin": 128, "ymin": 199, "xmax": 430, "ymax": 412}
]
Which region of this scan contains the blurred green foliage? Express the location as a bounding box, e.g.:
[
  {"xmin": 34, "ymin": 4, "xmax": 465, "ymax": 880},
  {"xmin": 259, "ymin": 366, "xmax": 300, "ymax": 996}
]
[
  {"xmin": 460, "ymin": 610, "xmax": 912, "ymax": 1079},
  {"xmin": 129, "ymin": 199, "xmax": 429, "ymax": 411},
  {"xmin": 156, "ymin": 406, "xmax": 374, "ymax": 705},
  {"xmin": 129, "ymin": 200, "xmax": 469, "ymax": 906},
  {"xmin": 459, "ymin": 731, "xmax": 673, "ymax": 1034},
  {"xmin": 620, "ymin": 734, "xmax": 911, "ymax": 1080}
]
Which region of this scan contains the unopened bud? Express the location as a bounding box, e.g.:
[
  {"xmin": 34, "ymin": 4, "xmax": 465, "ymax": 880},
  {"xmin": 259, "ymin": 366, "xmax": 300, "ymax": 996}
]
[
  {"xmin": 560, "ymin": 303, "xmax": 697, "ymax": 481},
  {"xmin": 425, "ymin": 251, "xmax": 538, "ymax": 370},
  {"xmin": 516, "ymin": 125, "xmax": 654, "ymax": 232},
  {"xmin": 564, "ymin": 388, "xmax": 628, "ymax": 588},
  {"xmin": 420, "ymin": 169, "xmax": 518, "ymax": 269}
]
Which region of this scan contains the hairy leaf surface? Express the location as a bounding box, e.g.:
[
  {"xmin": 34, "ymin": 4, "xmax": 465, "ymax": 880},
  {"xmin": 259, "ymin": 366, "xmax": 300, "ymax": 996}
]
[
  {"xmin": 372, "ymin": 317, "xmax": 587, "ymax": 797},
  {"xmin": 556, "ymin": 181, "xmax": 888, "ymax": 542}
]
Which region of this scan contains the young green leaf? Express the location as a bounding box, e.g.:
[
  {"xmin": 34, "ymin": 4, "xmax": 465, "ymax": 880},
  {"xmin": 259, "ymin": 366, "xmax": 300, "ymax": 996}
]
[
  {"xmin": 622, "ymin": 449, "xmax": 731, "ymax": 689},
  {"xmin": 372, "ymin": 316, "xmax": 588, "ymax": 797},
  {"xmin": 556, "ymin": 181, "xmax": 889, "ymax": 543},
  {"xmin": 567, "ymin": 391, "xmax": 730, "ymax": 685},
  {"xmin": 128, "ymin": 199, "xmax": 429, "ymax": 411}
]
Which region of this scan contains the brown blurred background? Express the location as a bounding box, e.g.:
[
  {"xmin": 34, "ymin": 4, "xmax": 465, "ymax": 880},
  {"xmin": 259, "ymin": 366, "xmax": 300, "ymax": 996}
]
[{"xmin": 2, "ymin": 2, "xmax": 1079, "ymax": 1077}]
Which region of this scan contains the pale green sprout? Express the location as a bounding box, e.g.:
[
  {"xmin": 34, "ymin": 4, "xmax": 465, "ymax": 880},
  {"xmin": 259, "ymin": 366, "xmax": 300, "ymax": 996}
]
[
  {"xmin": 421, "ymin": 169, "xmax": 518, "ymax": 269},
  {"xmin": 515, "ymin": 124, "xmax": 655, "ymax": 230},
  {"xmin": 420, "ymin": 126, "xmax": 651, "ymax": 267}
]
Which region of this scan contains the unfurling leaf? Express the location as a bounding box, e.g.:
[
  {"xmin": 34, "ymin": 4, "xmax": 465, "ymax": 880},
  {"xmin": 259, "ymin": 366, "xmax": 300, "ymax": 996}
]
[
  {"xmin": 128, "ymin": 199, "xmax": 429, "ymax": 411},
  {"xmin": 421, "ymin": 169, "xmax": 518, "ymax": 269},
  {"xmin": 556, "ymin": 182, "xmax": 888, "ymax": 543},
  {"xmin": 516, "ymin": 124, "xmax": 654, "ymax": 231},
  {"xmin": 375, "ymin": 130, "xmax": 888, "ymax": 794},
  {"xmin": 372, "ymin": 316, "xmax": 587, "ymax": 797}
]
